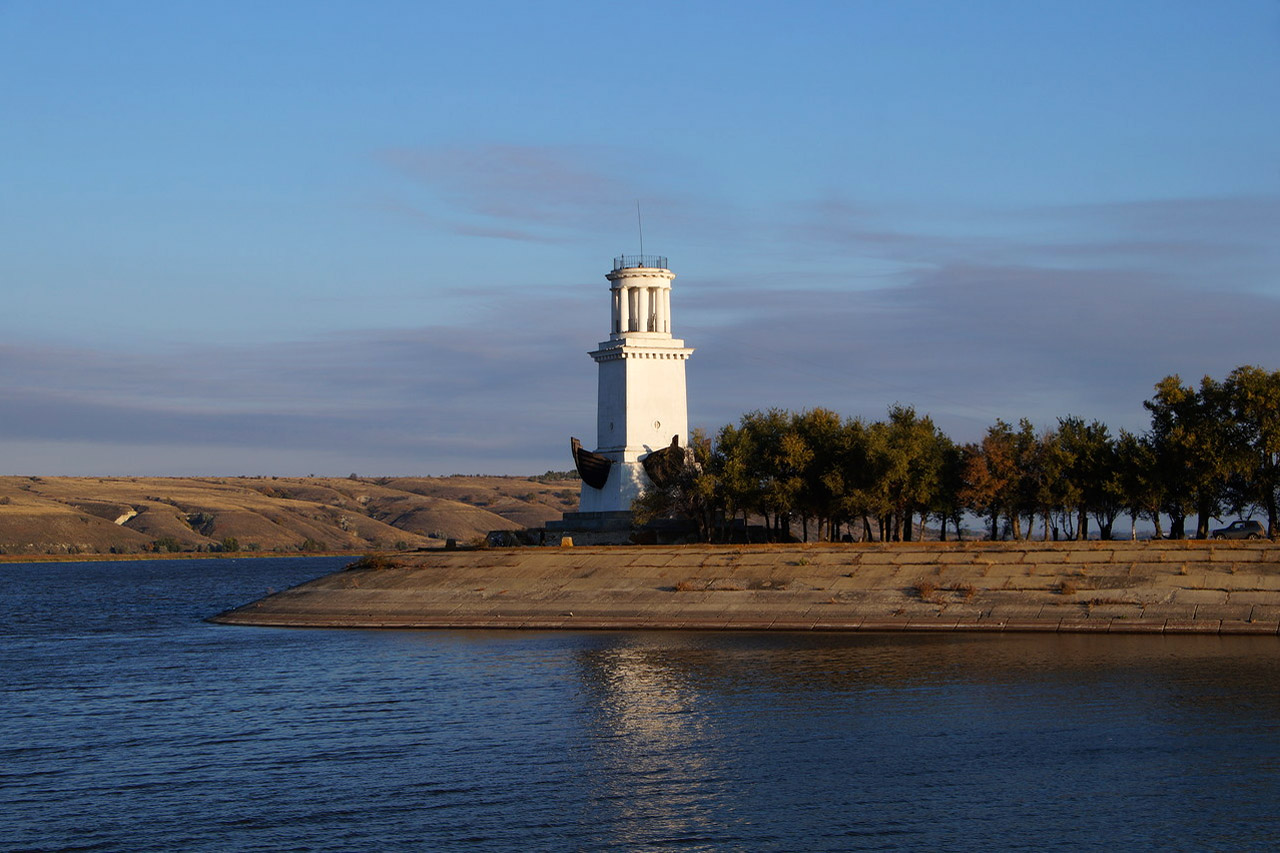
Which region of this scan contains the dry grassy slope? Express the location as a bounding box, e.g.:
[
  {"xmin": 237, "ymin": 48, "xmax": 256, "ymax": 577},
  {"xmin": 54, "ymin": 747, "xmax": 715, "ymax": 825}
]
[{"xmin": 0, "ymin": 475, "xmax": 579, "ymax": 556}]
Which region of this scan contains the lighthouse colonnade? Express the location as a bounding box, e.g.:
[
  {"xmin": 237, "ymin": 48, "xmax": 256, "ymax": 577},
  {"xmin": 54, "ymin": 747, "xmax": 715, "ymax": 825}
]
[{"xmin": 611, "ymin": 281, "xmax": 672, "ymax": 335}]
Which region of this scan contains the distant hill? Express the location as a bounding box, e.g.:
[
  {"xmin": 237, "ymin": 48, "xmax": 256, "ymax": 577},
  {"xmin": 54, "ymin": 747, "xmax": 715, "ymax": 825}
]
[{"xmin": 0, "ymin": 475, "xmax": 580, "ymax": 557}]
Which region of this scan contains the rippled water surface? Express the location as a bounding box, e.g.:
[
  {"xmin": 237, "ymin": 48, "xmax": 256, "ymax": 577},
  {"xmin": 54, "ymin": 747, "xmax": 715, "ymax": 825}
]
[{"xmin": 4, "ymin": 557, "xmax": 1280, "ymax": 851}]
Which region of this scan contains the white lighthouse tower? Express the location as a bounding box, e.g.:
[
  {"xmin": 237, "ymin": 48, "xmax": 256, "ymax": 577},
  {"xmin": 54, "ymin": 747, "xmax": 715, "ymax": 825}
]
[{"xmin": 570, "ymin": 254, "xmax": 694, "ymax": 522}]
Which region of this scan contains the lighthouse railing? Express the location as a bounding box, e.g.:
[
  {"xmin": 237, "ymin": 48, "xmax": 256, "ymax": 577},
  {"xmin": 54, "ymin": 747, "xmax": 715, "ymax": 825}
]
[{"xmin": 612, "ymin": 254, "xmax": 668, "ymax": 271}]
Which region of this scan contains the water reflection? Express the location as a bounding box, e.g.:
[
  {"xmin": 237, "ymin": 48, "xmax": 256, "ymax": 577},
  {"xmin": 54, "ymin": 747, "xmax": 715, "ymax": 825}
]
[
  {"xmin": 576, "ymin": 631, "xmax": 1280, "ymax": 695},
  {"xmin": 574, "ymin": 638, "xmax": 727, "ymax": 850},
  {"xmin": 567, "ymin": 632, "xmax": 1280, "ymax": 850}
]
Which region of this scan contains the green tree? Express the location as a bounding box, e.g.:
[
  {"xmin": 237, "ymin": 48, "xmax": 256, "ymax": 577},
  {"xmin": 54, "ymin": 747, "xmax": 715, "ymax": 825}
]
[
  {"xmin": 1116, "ymin": 429, "xmax": 1162, "ymax": 539},
  {"xmin": 1056, "ymin": 416, "xmax": 1122, "ymax": 539},
  {"xmin": 792, "ymin": 408, "xmax": 847, "ymax": 541},
  {"xmin": 1145, "ymin": 375, "xmax": 1234, "ymax": 538},
  {"xmin": 713, "ymin": 421, "xmax": 758, "ymax": 538},
  {"xmin": 881, "ymin": 405, "xmax": 944, "ymax": 541},
  {"xmin": 1224, "ymin": 365, "xmax": 1280, "ymax": 537},
  {"xmin": 931, "ymin": 434, "xmax": 965, "ymax": 541}
]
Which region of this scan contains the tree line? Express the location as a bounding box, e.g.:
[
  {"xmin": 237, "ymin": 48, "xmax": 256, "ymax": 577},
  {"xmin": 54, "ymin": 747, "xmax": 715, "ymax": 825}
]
[{"xmin": 634, "ymin": 365, "xmax": 1280, "ymax": 542}]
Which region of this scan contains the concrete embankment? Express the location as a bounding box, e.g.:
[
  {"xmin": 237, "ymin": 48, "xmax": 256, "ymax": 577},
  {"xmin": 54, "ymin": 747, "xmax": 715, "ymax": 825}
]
[{"xmin": 210, "ymin": 540, "xmax": 1280, "ymax": 635}]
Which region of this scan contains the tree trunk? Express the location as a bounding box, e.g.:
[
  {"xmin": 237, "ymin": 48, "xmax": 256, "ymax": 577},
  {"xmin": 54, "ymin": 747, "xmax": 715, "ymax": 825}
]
[{"xmin": 1196, "ymin": 504, "xmax": 1212, "ymax": 539}]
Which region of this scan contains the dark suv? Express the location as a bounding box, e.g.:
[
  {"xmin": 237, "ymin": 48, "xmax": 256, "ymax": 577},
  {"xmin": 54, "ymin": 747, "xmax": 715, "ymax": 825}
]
[{"xmin": 1211, "ymin": 519, "xmax": 1267, "ymax": 540}]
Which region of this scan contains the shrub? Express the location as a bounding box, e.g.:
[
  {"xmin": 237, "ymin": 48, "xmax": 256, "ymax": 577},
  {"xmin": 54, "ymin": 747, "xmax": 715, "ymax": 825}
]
[
  {"xmin": 1058, "ymin": 580, "xmax": 1077, "ymax": 595},
  {"xmin": 151, "ymin": 536, "xmax": 183, "ymax": 553},
  {"xmin": 914, "ymin": 580, "xmax": 937, "ymax": 600},
  {"xmin": 348, "ymin": 553, "xmax": 399, "ymax": 570},
  {"xmin": 187, "ymin": 512, "xmax": 216, "ymax": 534}
]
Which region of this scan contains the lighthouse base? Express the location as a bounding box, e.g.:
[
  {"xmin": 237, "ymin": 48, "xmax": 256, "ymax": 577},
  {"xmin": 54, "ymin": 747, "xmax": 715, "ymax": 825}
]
[
  {"xmin": 577, "ymin": 457, "xmax": 648, "ymax": 514},
  {"xmin": 542, "ymin": 511, "xmax": 636, "ymax": 545},
  {"xmin": 540, "ymin": 511, "xmax": 697, "ymax": 546}
]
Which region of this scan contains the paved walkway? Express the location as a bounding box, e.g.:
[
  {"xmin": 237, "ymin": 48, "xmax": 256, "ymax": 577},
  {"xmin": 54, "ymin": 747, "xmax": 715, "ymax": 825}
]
[{"xmin": 211, "ymin": 541, "xmax": 1280, "ymax": 634}]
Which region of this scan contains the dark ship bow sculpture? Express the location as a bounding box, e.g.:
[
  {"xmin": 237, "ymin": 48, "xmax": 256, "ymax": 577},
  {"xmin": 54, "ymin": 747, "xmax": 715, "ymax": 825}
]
[{"xmin": 570, "ymin": 437, "xmax": 612, "ymax": 490}]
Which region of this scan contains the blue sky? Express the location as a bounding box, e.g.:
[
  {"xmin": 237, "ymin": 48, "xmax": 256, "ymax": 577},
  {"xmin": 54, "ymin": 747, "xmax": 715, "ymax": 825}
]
[{"xmin": 2, "ymin": 0, "xmax": 1278, "ymax": 475}]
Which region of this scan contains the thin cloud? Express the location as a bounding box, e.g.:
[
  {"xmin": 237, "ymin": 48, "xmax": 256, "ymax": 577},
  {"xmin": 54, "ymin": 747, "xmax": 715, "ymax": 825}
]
[
  {"xmin": 684, "ymin": 263, "xmax": 1280, "ymax": 441},
  {"xmin": 375, "ymin": 143, "xmax": 734, "ymax": 250},
  {"xmin": 783, "ymin": 192, "xmax": 1280, "ymax": 279},
  {"xmin": 378, "ymin": 144, "xmax": 658, "ymax": 243}
]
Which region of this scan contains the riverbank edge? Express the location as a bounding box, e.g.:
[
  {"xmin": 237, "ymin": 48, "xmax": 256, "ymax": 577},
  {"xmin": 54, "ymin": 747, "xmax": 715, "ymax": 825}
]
[
  {"xmin": 0, "ymin": 550, "xmax": 371, "ymax": 564},
  {"xmin": 209, "ymin": 540, "xmax": 1280, "ymax": 635}
]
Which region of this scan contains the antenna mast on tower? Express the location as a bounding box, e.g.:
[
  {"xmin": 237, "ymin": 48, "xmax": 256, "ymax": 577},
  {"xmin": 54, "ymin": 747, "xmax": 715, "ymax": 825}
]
[{"xmin": 636, "ymin": 201, "xmax": 645, "ymax": 259}]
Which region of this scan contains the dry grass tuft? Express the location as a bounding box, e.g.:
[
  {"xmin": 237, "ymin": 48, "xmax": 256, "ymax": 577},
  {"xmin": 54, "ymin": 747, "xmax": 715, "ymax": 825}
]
[
  {"xmin": 1088, "ymin": 596, "xmax": 1136, "ymax": 606},
  {"xmin": 347, "ymin": 553, "xmax": 400, "ymax": 570},
  {"xmin": 674, "ymin": 580, "xmax": 702, "ymax": 592},
  {"xmin": 1058, "ymin": 579, "xmax": 1077, "ymax": 595},
  {"xmin": 913, "ymin": 579, "xmax": 937, "ymax": 600},
  {"xmin": 953, "ymin": 582, "xmax": 978, "ymax": 601}
]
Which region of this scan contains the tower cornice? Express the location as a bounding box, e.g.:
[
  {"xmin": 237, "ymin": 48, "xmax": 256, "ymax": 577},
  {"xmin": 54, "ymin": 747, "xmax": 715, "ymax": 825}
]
[
  {"xmin": 606, "ymin": 267, "xmax": 675, "ymax": 284},
  {"xmin": 589, "ymin": 338, "xmax": 693, "ymax": 363}
]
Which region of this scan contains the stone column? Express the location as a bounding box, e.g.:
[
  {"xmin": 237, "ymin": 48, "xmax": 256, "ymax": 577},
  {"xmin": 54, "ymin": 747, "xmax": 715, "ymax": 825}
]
[{"xmin": 616, "ymin": 287, "xmax": 628, "ymax": 334}]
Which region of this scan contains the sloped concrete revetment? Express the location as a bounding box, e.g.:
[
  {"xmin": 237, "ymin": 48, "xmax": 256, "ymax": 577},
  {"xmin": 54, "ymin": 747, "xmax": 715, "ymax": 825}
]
[{"xmin": 209, "ymin": 540, "xmax": 1280, "ymax": 635}]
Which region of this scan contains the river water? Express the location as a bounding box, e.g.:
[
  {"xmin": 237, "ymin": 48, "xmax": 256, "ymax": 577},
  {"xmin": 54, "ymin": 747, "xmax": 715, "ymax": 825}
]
[{"xmin": 3, "ymin": 556, "xmax": 1280, "ymax": 851}]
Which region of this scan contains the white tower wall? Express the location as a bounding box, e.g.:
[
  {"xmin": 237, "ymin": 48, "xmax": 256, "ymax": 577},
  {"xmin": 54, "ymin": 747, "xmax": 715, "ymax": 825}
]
[{"xmin": 578, "ymin": 257, "xmax": 693, "ymax": 514}]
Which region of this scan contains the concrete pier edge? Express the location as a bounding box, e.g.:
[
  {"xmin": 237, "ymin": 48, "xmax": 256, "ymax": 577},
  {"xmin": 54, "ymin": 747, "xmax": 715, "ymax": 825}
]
[{"xmin": 210, "ymin": 540, "xmax": 1280, "ymax": 636}]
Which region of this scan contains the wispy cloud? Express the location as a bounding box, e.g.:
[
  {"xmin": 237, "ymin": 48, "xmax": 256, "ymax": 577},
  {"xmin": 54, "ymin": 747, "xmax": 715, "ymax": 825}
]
[
  {"xmin": 783, "ymin": 192, "xmax": 1280, "ymax": 282},
  {"xmin": 0, "ymin": 298, "xmax": 601, "ymax": 475},
  {"xmin": 377, "ymin": 144, "xmax": 665, "ymax": 244},
  {"xmin": 685, "ymin": 261, "xmax": 1280, "ymax": 439}
]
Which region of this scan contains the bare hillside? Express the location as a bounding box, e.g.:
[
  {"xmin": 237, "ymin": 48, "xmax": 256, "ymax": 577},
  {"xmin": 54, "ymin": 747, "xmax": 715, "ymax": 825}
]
[{"xmin": 0, "ymin": 475, "xmax": 579, "ymax": 556}]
